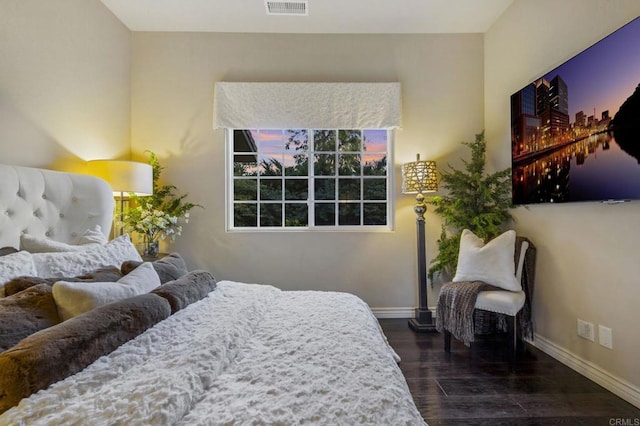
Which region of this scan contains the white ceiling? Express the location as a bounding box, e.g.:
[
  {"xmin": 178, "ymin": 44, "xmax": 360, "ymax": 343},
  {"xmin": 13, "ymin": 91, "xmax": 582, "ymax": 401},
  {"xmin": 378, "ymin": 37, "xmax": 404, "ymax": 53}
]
[{"xmin": 100, "ymin": 0, "xmax": 514, "ymax": 34}]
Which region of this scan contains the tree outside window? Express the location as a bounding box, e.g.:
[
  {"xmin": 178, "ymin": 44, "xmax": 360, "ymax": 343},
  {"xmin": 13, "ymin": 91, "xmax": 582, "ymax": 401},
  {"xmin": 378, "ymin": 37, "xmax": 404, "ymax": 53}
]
[{"xmin": 230, "ymin": 128, "xmax": 391, "ymax": 230}]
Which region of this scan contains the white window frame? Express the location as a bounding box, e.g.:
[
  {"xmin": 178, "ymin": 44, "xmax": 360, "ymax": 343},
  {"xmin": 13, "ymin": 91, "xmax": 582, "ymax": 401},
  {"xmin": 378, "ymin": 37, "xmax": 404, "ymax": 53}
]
[{"xmin": 226, "ymin": 128, "xmax": 395, "ymax": 232}]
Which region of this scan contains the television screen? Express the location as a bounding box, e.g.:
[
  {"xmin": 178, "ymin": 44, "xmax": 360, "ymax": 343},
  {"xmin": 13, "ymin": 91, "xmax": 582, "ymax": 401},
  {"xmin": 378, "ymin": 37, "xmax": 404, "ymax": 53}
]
[{"xmin": 511, "ymin": 17, "xmax": 640, "ymax": 205}]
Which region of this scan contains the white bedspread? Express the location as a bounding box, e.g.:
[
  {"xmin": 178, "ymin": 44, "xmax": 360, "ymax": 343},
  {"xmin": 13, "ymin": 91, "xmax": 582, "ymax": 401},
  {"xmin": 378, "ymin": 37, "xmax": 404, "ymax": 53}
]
[{"xmin": 0, "ymin": 281, "xmax": 426, "ymax": 425}]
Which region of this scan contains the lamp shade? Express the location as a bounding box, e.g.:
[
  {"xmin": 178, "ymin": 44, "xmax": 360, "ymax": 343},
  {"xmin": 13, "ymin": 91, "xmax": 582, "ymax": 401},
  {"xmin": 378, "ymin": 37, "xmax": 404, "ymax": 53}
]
[
  {"xmin": 88, "ymin": 160, "xmax": 153, "ymax": 196},
  {"xmin": 401, "ymin": 155, "xmax": 438, "ymax": 194}
]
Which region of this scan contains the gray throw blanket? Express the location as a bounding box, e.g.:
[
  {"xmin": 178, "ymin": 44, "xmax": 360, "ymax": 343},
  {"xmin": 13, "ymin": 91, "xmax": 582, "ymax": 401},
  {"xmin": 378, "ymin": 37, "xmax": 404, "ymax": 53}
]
[
  {"xmin": 436, "ymin": 280, "xmax": 500, "ymax": 346},
  {"xmin": 435, "ymin": 236, "xmax": 537, "ymax": 346}
]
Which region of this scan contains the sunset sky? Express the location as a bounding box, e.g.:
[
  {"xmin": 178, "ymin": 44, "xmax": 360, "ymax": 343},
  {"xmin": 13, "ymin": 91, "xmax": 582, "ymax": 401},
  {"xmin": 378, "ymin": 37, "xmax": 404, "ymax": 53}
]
[
  {"xmin": 541, "ymin": 16, "xmax": 640, "ymax": 121},
  {"xmin": 244, "ymin": 129, "xmax": 388, "ymax": 174}
]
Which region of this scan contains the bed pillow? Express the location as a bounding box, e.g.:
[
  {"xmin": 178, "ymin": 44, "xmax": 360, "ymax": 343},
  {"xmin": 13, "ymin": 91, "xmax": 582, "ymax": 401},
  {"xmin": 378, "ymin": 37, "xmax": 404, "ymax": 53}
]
[
  {"xmin": 152, "ymin": 270, "xmax": 217, "ymax": 314},
  {"xmin": 32, "ymin": 234, "xmax": 142, "ymax": 278},
  {"xmin": 453, "ymin": 229, "xmax": 520, "ymax": 292},
  {"xmin": 75, "ymin": 225, "xmax": 109, "ymax": 245},
  {"xmin": 0, "ymin": 292, "xmax": 171, "ymax": 414},
  {"xmin": 52, "ymin": 262, "xmax": 161, "ymax": 320},
  {"xmin": 122, "ymin": 252, "xmax": 189, "ymax": 284},
  {"xmin": 0, "ymin": 247, "xmax": 18, "ymax": 257},
  {"xmin": 20, "ymin": 225, "xmax": 107, "ymax": 253},
  {"xmin": 3, "ymin": 266, "xmax": 124, "ymax": 297},
  {"xmin": 0, "ymin": 284, "xmax": 61, "ymax": 352},
  {"xmin": 3, "ymin": 276, "xmax": 51, "ymax": 297},
  {"xmin": 0, "ymin": 251, "xmax": 37, "ymax": 298}
]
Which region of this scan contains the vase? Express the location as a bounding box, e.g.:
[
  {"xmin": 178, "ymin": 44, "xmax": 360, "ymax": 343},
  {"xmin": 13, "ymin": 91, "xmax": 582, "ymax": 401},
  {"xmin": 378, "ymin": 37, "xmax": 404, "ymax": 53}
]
[{"xmin": 140, "ymin": 239, "xmax": 159, "ymax": 259}]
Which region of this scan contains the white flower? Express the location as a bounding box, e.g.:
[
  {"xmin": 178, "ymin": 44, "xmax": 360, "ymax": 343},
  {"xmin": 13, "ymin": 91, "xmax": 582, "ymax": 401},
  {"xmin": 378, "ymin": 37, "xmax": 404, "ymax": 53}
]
[
  {"xmin": 122, "ymin": 207, "xmax": 190, "ymax": 243},
  {"xmin": 119, "ymin": 152, "xmax": 200, "ymax": 246}
]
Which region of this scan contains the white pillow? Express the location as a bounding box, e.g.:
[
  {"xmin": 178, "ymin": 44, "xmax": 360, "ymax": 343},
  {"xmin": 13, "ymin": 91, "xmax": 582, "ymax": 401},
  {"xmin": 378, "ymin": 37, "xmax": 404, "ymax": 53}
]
[
  {"xmin": 32, "ymin": 234, "xmax": 142, "ymax": 278},
  {"xmin": 52, "ymin": 262, "xmax": 161, "ymax": 320},
  {"xmin": 453, "ymin": 229, "xmax": 520, "ymax": 292},
  {"xmin": 75, "ymin": 225, "xmax": 109, "ymax": 245},
  {"xmin": 20, "ymin": 225, "xmax": 107, "ymax": 253},
  {"xmin": 0, "ymin": 251, "xmax": 37, "ymax": 297}
]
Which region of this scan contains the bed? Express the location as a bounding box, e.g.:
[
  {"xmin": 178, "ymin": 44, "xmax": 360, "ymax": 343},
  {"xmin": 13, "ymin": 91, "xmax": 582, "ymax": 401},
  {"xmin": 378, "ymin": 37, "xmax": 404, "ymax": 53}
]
[{"xmin": 0, "ymin": 164, "xmax": 425, "ymax": 425}]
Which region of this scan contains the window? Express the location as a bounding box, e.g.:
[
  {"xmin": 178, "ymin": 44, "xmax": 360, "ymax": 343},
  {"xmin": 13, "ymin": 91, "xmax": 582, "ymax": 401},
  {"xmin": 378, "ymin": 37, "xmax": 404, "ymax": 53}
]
[{"xmin": 229, "ymin": 129, "xmax": 393, "ymax": 230}]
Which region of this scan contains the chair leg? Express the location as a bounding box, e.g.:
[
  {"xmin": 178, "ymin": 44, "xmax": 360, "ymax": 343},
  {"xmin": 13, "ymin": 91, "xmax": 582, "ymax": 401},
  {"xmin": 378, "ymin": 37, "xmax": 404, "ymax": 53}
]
[
  {"xmin": 444, "ymin": 330, "xmax": 451, "ymax": 352},
  {"xmin": 507, "ymin": 315, "xmax": 517, "ymax": 371}
]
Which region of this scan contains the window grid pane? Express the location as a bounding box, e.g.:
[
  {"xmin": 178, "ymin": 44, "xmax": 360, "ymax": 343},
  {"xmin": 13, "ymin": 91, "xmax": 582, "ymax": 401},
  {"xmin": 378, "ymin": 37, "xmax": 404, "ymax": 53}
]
[
  {"xmin": 260, "ymin": 203, "xmax": 283, "ymax": 227},
  {"xmin": 231, "ymin": 128, "xmax": 390, "ymax": 229}
]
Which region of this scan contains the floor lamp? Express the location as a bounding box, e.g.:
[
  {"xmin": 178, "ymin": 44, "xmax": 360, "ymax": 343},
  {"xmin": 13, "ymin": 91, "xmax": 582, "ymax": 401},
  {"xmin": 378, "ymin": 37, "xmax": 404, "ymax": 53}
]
[
  {"xmin": 402, "ymin": 155, "xmax": 438, "ymax": 333},
  {"xmin": 88, "ymin": 160, "xmax": 153, "ymax": 237}
]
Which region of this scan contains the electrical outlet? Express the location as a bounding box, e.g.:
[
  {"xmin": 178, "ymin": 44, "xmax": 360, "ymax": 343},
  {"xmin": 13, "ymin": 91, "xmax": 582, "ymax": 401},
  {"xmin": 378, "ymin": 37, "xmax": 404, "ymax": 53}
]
[
  {"xmin": 577, "ymin": 319, "xmax": 595, "ymax": 341},
  {"xmin": 599, "ymin": 325, "xmax": 613, "ymax": 349}
]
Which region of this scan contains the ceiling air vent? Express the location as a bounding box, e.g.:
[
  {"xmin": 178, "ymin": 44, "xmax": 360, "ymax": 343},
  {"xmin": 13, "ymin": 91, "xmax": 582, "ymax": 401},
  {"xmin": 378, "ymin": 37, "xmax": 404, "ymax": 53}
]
[{"xmin": 265, "ymin": 1, "xmax": 308, "ymax": 16}]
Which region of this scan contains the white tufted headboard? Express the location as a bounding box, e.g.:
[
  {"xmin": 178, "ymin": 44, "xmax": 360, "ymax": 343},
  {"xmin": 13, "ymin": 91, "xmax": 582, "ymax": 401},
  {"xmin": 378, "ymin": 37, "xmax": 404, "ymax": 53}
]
[{"xmin": 0, "ymin": 164, "xmax": 114, "ymax": 249}]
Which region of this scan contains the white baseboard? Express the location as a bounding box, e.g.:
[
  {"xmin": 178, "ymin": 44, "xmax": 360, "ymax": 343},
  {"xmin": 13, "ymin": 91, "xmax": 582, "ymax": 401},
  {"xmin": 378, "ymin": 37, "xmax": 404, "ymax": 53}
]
[
  {"xmin": 370, "ymin": 306, "xmax": 437, "ymax": 319},
  {"xmin": 531, "ymin": 333, "xmax": 640, "ymax": 409},
  {"xmin": 370, "ymin": 307, "xmax": 414, "ymax": 318}
]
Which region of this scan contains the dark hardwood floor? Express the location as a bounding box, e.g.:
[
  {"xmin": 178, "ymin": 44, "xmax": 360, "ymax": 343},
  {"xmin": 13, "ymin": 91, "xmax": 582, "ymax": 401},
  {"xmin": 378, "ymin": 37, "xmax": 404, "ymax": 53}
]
[{"xmin": 379, "ymin": 319, "xmax": 640, "ymax": 426}]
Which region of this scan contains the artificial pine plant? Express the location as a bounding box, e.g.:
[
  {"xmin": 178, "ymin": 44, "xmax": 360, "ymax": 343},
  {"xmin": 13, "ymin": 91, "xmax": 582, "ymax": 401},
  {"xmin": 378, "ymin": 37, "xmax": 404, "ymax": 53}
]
[{"xmin": 427, "ymin": 131, "xmax": 513, "ymax": 281}]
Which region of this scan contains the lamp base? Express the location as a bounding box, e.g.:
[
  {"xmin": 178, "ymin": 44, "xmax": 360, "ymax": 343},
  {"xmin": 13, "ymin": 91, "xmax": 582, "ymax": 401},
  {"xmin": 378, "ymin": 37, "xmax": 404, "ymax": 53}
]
[{"xmin": 408, "ymin": 308, "xmax": 438, "ymax": 333}]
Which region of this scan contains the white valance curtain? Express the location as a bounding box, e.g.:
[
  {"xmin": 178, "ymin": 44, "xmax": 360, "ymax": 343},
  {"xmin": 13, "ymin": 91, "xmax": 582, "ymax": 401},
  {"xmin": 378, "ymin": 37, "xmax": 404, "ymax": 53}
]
[{"xmin": 213, "ymin": 82, "xmax": 402, "ymax": 130}]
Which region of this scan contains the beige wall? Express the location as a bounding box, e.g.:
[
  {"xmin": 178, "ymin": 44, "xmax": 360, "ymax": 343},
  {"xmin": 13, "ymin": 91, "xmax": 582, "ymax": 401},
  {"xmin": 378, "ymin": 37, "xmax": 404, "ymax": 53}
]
[
  {"xmin": 0, "ymin": 0, "xmax": 131, "ymax": 171},
  {"xmin": 4, "ymin": 0, "xmax": 639, "ymax": 402},
  {"xmin": 131, "ymin": 32, "xmax": 484, "ymax": 309},
  {"xmin": 485, "ymin": 0, "xmax": 640, "ymax": 391}
]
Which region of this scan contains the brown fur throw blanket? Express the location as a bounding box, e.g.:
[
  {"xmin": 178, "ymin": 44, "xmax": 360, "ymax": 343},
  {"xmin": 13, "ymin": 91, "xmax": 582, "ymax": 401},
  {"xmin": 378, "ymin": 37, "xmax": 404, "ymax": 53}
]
[
  {"xmin": 0, "ymin": 247, "xmax": 18, "ymax": 257},
  {"xmin": 151, "ymin": 270, "xmax": 217, "ymax": 314},
  {"xmin": 0, "ymin": 293, "xmax": 171, "ymax": 414},
  {"xmin": 0, "ymin": 284, "xmax": 61, "ymax": 352},
  {"xmin": 3, "ymin": 266, "xmax": 123, "ymax": 296},
  {"xmin": 121, "ymin": 253, "xmax": 188, "ymax": 284}
]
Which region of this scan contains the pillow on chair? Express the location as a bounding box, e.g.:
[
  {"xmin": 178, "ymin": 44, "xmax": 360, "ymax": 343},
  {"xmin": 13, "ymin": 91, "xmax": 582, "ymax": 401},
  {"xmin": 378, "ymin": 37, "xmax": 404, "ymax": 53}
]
[{"xmin": 453, "ymin": 229, "xmax": 521, "ymax": 291}]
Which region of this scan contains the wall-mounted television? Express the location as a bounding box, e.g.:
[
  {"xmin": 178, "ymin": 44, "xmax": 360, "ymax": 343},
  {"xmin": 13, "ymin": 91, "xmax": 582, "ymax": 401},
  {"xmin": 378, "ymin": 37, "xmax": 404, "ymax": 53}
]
[{"xmin": 511, "ymin": 17, "xmax": 640, "ymax": 205}]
